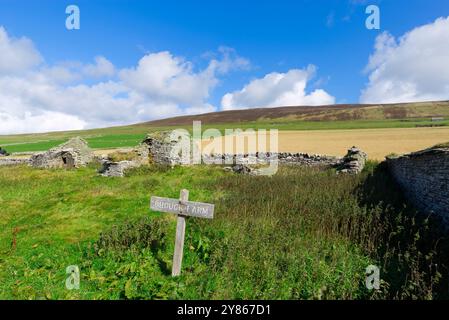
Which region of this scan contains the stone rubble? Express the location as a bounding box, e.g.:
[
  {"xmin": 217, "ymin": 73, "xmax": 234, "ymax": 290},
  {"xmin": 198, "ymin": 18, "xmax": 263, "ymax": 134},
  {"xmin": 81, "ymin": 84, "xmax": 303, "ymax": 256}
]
[
  {"xmin": 99, "ymin": 160, "xmax": 140, "ymax": 177},
  {"xmin": 98, "ymin": 144, "xmax": 150, "ymax": 177},
  {"xmin": 336, "ymin": 147, "xmax": 368, "ymax": 174}
]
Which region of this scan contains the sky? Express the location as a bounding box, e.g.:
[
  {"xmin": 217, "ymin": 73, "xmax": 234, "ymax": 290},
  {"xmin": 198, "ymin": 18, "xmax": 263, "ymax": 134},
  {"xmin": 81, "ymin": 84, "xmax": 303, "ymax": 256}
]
[{"xmin": 0, "ymin": 0, "xmax": 449, "ymax": 134}]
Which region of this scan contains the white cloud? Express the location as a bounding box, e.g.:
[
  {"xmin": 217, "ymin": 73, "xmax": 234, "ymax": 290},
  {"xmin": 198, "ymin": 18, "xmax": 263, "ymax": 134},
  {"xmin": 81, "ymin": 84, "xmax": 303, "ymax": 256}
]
[
  {"xmin": 0, "ymin": 26, "xmax": 42, "ymax": 74},
  {"xmin": 0, "ymin": 110, "xmax": 86, "ymax": 134},
  {"xmin": 205, "ymin": 46, "xmax": 251, "ymax": 74},
  {"xmin": 0, "ymin": 27, "xmax": 248, "ymax": 134},
  {"xmin": 221, "ymin": 66, "xmax": 335, "ymax": 110},
  {"xmin": 82, "ymin": 56, "xmax": 115, "ymax": 78},
  {"xmin": 119, "ymin": 51, "xmax": 216, "ymax": 106},
  {"xmin": 361, "ymin": 16, "xmax": 449, "ymax": 103}
]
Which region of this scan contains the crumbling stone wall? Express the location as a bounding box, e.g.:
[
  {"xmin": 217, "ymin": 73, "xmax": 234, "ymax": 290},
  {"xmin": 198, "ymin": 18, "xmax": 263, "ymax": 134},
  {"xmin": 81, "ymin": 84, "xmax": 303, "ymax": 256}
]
[
  {"xmin": 142, "ymin": 131, "xmax": 367, "ymax": 174},
  {"xmin": 387, "ymin": 146, "xmax": 449, "ymax": 219},
  {"xmin": 142, "ymin": 131, "xmax": 191, "ymax": 166},
  {"xmin": 30, "ymin": 137, "xmax": 94, "ymax": 169},
  {"xmin": 202, "ymin": 152, "xmax": 342, "ymax": 167},
  {"xmin": 0, "ymin": 158, "xmax": 29, "ymax": 166},
  {"xmin": 99, "ymin": 144, "xmax": 150, "ymax": 177},
  {"xmin": 337, "ymin": 147, "xmax": 368, "ymax": 174},
  {"xmin": 100, "ymin": 129, "xmax": 368, "ymax": 177},
  {"xmin": 211, "ymin": 148, "xmax": 367, "ymax": 175},
  {"xmin": 99, "ymin": 160, "xmax": 141, "ymax": 177}
]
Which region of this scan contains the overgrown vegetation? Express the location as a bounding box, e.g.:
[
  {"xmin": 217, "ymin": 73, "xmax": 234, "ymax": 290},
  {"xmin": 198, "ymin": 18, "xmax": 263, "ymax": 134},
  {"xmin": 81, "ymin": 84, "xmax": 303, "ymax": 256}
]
[
  {"xmin": 0, "ymin": 163, "xmax": 448, "ymax": 299},
  {"xmin": 108, "ymin": 150, "xmax": 141, "ymax": 162}
]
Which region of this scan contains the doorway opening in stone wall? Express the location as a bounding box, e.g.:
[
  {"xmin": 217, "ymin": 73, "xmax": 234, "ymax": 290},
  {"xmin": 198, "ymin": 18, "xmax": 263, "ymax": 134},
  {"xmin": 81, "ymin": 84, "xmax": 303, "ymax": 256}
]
[{"xmin": 61, "ymin": 153, "xmax": 75, "ymax": 169}]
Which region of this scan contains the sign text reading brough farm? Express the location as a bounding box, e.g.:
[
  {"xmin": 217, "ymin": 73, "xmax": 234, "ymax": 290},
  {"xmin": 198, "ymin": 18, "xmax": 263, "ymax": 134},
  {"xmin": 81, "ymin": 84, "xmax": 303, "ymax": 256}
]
[
  {"xmin": 150, "ymin": 190, "xmax": 215, "ymax": 276},
  {"xmin": 150, "ymin": 196, "xmax": 214, "ymax": 219}
]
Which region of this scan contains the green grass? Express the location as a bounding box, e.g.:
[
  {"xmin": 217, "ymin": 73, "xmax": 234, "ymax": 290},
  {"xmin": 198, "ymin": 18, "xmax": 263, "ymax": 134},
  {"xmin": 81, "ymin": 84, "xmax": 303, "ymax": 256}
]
[
  {"xmin": 1, "ymin": 162, "xmax": 447, "ymax": 299},
  {"xmin": 1, "ymin": 118, "xmax": 448, "ymax": 153}
]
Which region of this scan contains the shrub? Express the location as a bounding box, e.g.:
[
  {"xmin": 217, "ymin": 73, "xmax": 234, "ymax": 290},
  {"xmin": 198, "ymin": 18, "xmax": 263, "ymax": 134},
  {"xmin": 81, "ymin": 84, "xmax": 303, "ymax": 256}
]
[{"xmin": 94, "ymin": 217, "xmax": 169, "ymax": 255}]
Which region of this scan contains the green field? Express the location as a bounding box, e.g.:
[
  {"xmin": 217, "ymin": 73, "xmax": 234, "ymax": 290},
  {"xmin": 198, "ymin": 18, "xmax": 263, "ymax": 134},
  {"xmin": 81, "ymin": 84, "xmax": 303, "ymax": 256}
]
[
  {"xmin": 1, "ymin": 162, "xmax": 447, "ymax": 299},
  {"xmin": 1, "ymin": 118, "xmax": 448, "ymax": 153}
]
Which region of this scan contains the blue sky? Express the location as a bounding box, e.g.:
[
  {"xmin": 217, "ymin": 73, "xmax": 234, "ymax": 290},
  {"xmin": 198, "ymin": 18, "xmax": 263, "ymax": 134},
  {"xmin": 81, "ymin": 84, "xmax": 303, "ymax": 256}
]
[{"xmin": 0, "ymin": 0, "xmax": 449, "ymax": 133}]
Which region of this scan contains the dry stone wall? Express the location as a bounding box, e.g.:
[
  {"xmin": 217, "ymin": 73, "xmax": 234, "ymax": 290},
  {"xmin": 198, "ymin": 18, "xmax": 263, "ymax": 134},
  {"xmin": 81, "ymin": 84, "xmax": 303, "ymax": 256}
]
[
  {"xmin": 387, "ymin": 147, "xmax": 449, "ymax": 219},
  {"xmin": 0, "ymin": 158, "xmax": 29, "ymax": 166},
  {"xmin": 202, "ymin": 152, "xmax": 342, "ymax": 167},
  {"xmin": 141, "ymin": 131, "xmax": 367, "ymax": 174}
]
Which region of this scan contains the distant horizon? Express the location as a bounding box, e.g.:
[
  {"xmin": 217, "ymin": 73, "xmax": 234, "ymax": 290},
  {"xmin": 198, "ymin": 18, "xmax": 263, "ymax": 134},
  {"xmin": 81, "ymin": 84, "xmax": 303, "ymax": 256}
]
[{"xmin": 1, "ymin": 99, "xmax": 448, "ymax": 137}]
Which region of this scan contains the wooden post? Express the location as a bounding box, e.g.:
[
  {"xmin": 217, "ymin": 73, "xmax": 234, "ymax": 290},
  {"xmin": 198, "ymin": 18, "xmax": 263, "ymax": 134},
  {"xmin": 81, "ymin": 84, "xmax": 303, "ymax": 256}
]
[
  {"xmin": 150, "ymin": 189, "xmax": 214, "ymax": 277},
  {"xmin": 172, "ymin": 189, "xmax": 189, "ymax": 277}
]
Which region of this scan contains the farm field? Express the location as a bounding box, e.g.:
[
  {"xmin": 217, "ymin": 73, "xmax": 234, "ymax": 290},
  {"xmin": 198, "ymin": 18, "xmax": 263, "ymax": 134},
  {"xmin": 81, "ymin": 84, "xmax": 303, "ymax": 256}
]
[
  {"xmin": 1, "ymin": 163, "xmax": 447, "ymax": 299},
  {"xmin": 2, "ymin": 101, "xmax": 449, "ymax": 154},
  {"xmin": 1, "ymin": 120, "xmax": 449, "ymax": 159},
  {"xmin": 203, "ymin": 127, "xmax": 449, "ymax": 160}
]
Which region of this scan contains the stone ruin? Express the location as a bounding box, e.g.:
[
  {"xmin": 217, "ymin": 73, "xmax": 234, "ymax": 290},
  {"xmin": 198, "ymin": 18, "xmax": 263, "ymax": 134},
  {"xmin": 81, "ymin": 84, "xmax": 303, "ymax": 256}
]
[
  {"xmin": 98, "ymin": 129, "xmax": 368, "ymax": 177},
  {"xmin": 99, "ymin": 131, "xmax": 190, "ymax": 177},
  {"xmin": 219, "ymin": 148, "xmax": 368, "ymax": 176},
  {"xmin": 336, "ymin": 146, "xmax": 368, "ymax": 174},
  {"xmin": 30, "ymin": 137, "xmax": 94, "ymax": 169},
  {"xmin": 99, "ymin": 144, "xmax": 149, "ymax": 177},
  {"xmin": 142, "ymin": 130, "xmax": 191, "ymax": 166},
  {"xmin": 1, "ymin": 130, "xmax": 368, "ymax": 176}
]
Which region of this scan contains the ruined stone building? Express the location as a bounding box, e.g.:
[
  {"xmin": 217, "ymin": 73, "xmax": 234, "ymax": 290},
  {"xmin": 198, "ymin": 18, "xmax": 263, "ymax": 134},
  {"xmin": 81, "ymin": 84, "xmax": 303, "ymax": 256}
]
[
  {"xmin": 142, "ymin": 130, "xmax": 191, "ymax": 166},
  {"xmin": 30, "ymin": 137, "xmax": 94, "ymax": 169}
]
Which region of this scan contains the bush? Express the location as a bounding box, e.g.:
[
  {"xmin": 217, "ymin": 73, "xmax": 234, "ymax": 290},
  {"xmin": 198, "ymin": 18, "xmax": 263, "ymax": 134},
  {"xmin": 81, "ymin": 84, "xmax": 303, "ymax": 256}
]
[
  {"xmin": 0, "ymin": 147, "xmax": 9, "ymax": 156},
  {"xmin": 94, "ymin": 217, "xmax": 169, "ymax": 255}
]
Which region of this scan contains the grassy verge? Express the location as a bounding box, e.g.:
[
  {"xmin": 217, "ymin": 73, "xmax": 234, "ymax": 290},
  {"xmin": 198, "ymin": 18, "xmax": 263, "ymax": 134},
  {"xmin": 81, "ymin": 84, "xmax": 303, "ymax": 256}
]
[{"xmin": 0, "ymin": 163, "xmax": 447, "ymax": 299}]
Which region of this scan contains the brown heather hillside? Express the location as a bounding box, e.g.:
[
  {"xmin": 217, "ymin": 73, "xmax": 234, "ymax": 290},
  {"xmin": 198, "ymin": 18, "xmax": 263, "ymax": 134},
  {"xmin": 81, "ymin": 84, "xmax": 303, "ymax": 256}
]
[{"xmin": 140, "ymin": 101, "xmax": 449, "ymax": 126}]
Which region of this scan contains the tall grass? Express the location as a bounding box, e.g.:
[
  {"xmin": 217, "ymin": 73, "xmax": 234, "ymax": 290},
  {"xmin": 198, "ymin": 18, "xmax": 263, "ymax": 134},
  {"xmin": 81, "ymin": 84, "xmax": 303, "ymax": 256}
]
[
  {"xmin": 0, "ymin": 163, "xmax": 448, "ymax": 299},
  {"xmin": 185, "ymin": 163, "xmax": 449, "ymax": 299}
]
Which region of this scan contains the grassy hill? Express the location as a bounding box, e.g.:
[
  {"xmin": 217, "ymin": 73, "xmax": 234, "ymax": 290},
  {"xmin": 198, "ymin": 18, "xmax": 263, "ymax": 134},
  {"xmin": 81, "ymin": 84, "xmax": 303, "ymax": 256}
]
[
  {"xmin": 144, "ymin": 100, "xmax": 449, "ymax": 125},
  {"xmin": 1, "ymin": 101, "xmax": 448, "ymax": 153}
]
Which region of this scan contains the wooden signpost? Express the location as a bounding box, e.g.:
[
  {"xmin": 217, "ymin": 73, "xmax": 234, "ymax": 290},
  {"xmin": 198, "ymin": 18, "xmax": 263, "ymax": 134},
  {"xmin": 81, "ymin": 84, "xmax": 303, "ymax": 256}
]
[{"xmin": 150, "ymin": 189, "xmax": 214, "ymax": 276}]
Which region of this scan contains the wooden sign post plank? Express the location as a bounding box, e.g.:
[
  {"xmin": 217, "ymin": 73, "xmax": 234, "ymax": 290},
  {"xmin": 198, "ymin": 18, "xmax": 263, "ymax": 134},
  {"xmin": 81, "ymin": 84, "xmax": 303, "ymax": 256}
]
[
  {"xmin": 172, "ymin": 189, "xmax": 188, "ymax": 277},
  {"xmin": 150, "ymin": 189, "xmax": 214, "ymax": 277}
]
